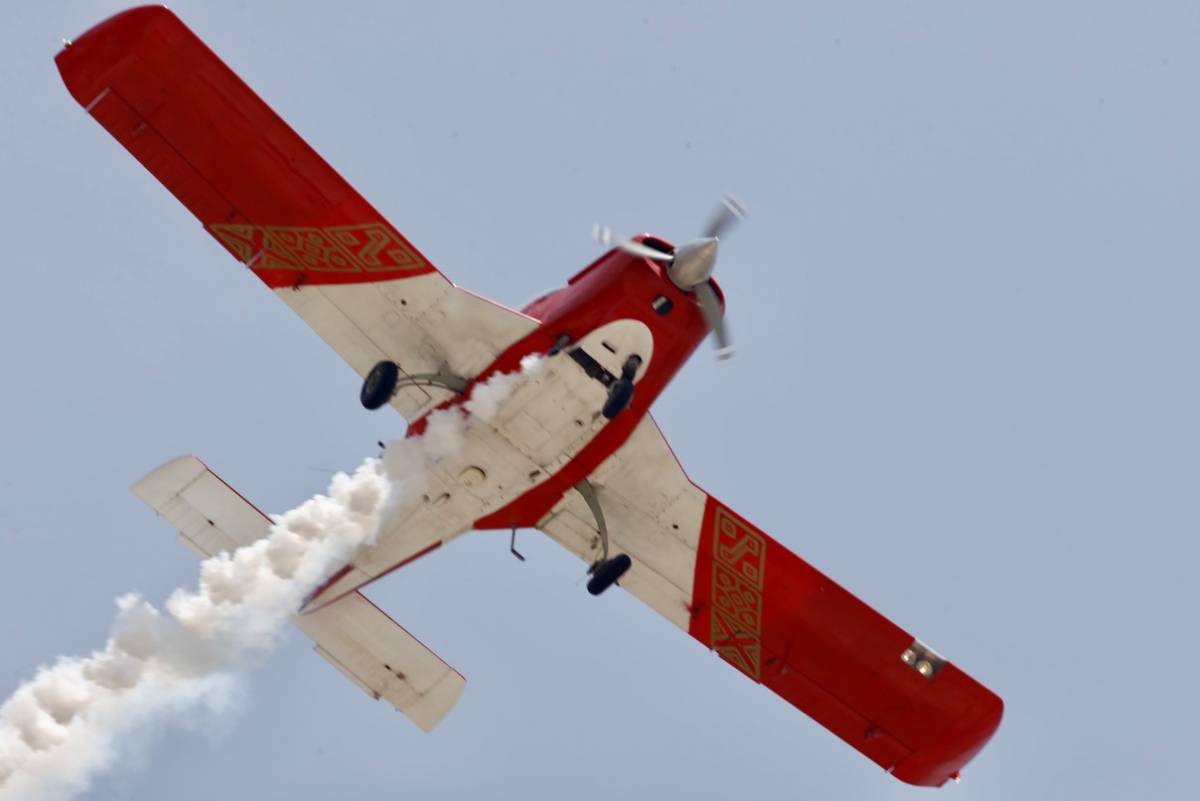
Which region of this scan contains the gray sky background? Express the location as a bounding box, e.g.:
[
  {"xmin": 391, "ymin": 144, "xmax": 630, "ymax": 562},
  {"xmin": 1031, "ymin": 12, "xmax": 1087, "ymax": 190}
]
[{"xmin": 2, "ymin": 1, "xmax": 1198, "ymax": 798}]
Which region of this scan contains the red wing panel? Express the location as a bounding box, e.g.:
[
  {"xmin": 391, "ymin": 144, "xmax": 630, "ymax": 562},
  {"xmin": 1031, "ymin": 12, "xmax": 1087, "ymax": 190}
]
[
  {"xmin": 55, "ymin": 6, "xmax": 437, "ymax": 288},
  {"xmin": 689, "ymin": 497, "xmax": 1002, "ymax": 786}
]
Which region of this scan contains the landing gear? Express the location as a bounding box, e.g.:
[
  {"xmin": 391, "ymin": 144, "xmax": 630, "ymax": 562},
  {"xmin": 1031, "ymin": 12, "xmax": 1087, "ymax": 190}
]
[
  {"xmin": 587, "ymin": 554, "xmax": 632, "ymax": 595},
  {"xmin": 359, "ymin": 360, "xmax": 470, "ymax": 410},
  {"xmin": 548, "ymin": 333, "xmax": 572, "ymax": 356},
  {"xmin": 360, "ymin": 361, "xmax": 399, "ymax": 410},
  {"xmin": 601, "ymin": 354, "xmax": 642, "ymax": 420},
  {"xmin": 574, "ymin": 479, "xmax": 631, "ymax": 596}
]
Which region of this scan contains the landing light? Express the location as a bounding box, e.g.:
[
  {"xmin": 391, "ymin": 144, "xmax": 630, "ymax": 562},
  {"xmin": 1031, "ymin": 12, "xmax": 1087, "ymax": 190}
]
[{"xmin": 900, "ymin": 640, "xmax": 944, "ymax": 680}]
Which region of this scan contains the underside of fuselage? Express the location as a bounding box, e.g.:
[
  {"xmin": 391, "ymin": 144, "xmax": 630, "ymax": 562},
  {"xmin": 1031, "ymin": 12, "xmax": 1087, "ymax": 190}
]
[{"xmin": 305, "ymin": 246, "xmax": 713, "ymax": 609}]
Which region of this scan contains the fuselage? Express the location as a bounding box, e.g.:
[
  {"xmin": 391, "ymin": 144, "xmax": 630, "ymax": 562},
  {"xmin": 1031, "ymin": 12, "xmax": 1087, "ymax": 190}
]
[
  {"xmin": 304, "ymin": 241, "xmax": 718, "ymax": 610},
  {"xmin": 424, "ymin": 238, "xmax": 717, "ymax": 530}
]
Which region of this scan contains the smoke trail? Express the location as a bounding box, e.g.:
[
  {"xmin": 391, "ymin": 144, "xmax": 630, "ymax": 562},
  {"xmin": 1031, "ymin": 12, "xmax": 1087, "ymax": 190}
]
[
  {"xmin": 0, "ymin": 459, "xmax": 389, "ymax": 801},
  {"xmin": 0, "ymin": 359, "xmax": 541, "ymax": 800},
  {"xmin": 465, "ymin": 354, "xmax": 543, "ymax": 423}
]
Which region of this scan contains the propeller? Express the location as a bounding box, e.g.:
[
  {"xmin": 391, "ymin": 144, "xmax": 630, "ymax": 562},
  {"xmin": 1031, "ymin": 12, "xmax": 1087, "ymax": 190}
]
[
  {"xmin": 591, "ymin": 224, "xmax": 673, "ymax": 263},
  {"xmin": 702, "ymin": 193, "xmax": 748, "ymax": 240},
  {"xmin": 694, "ymin": 281, "xmax": 733, "ymax": 360},
  {"xmin": 593, "ymin": 193, "xmax": 746, "ymax": 360}
]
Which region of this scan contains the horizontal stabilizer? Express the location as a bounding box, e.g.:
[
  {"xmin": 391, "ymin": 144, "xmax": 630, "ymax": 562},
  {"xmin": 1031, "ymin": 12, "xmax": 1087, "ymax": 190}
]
[
  {"xmin": 297, "ymin": 593, "xmax": 464, "ymax": 732},
  {"xmin": 132, "ymin": 455, "xmax": 465, "ymax": 731}
]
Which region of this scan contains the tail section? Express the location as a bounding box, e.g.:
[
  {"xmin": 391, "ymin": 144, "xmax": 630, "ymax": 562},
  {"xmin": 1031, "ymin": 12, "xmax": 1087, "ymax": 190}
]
[{"xmin": 132, "ymin": 456, "xmax": 464, "ymax": 732}]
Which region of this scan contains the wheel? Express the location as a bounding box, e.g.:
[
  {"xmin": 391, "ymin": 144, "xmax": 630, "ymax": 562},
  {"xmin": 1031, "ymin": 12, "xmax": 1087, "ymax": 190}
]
[
  {"xmin": 602, "ymin": 379, "xmax": 634, "ymax": 420},
  {"xmin": 620, "ymin": 354, "xmax": 642, "ymax": 381},
  {"xmin": 548, "ymin": 332, "xmax": 572, "ymax": 356},
  {"xmin": 587, "ymin": 553, "xmax": 632, "ymax": 596},
  {"xmin": 360, "ymin": 361, "xmax": 400, "ymax": 410}
]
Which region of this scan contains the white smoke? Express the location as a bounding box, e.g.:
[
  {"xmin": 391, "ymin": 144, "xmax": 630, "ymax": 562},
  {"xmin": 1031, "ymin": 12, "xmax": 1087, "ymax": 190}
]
[
  {"xmin": 0, "ymin": 357, "xmax": 541, "ymax": 800},
  {"xmin": 0, "ymin": 460, "xmax": 389, "ymax": 801},
  {"xmin": 465, "ymin": 354, "xmax": 543, "ymax": 423}
]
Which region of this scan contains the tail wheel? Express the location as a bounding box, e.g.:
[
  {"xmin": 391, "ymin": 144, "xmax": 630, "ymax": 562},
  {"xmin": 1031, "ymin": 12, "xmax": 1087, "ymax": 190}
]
[{"xmin": 361, "ymin": 361, "xmax": 399, "ymax": 410}]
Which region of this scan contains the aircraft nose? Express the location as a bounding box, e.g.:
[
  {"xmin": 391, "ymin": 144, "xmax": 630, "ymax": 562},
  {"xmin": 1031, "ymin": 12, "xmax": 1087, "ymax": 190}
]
[{"xmin": 668, "ymin": 237, "xmax": 719, "ymax": 289}]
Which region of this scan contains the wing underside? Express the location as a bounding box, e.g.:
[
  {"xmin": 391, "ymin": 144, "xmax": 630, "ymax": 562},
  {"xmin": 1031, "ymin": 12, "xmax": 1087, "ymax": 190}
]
[
  {"xmin": 538, "ymin": 415, "xmax": 1001, "ymax": 786},
  {"xmin": 56, "ymin": 6, "xmax": 536, "ymax": 422}
]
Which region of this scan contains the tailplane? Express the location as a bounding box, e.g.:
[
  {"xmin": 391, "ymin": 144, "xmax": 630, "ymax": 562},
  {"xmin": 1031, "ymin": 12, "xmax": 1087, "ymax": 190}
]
[{"xmin": 132, "ymin": 456, "xmax": 464, "ymax": 731}]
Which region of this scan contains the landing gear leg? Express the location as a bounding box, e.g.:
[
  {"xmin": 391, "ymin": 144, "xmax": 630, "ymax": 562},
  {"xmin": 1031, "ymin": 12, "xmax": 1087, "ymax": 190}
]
[
  {"xmin": 359, "ymin": 361, "xmax": 470, "ymax": 410},
  {"xmin": 548, "ymin": 333, "xmax": 572, "ymax": 356},
  {"xmin": 574, "ymin": 479, "xmax": 632, "ymax": 595},
  {"xmin": 601, "ymin": 354, "xmax": 642, "ymax": 420}
]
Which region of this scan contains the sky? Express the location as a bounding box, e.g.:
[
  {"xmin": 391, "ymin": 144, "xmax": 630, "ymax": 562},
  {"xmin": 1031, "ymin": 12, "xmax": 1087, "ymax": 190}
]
[{"xmin": 1, "ymin": 1, "xmax": 1198, "ymax": 798}]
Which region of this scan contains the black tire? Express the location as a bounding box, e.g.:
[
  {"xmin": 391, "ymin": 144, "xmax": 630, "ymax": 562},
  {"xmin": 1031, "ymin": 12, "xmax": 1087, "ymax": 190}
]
[
  {"xmin": 620, "ymin": 354, "xmax": 642, "ymax": 381},
  {"xmin": 587, "ymin": 554, "xmax": 632, "ymax": 596},
  {"xmin": 602, "ymin": 379, "xmax": 635, "ymax": 420},
  {"xmin": 360, "ymin": 361, "xmax": 400, "ymax": 410}
]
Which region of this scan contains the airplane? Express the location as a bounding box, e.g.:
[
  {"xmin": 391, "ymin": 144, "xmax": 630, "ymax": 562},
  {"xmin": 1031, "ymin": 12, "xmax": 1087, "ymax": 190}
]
[{"xmin": 54, "ymin": 6, "xmax": 1002, "ymax": 787}]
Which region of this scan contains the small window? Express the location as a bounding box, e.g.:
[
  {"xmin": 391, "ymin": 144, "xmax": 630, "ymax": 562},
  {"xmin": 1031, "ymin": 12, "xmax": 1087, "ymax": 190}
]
[{"xmin": 652, "ymin": 295, "xmax": 673, "ymax": 315}]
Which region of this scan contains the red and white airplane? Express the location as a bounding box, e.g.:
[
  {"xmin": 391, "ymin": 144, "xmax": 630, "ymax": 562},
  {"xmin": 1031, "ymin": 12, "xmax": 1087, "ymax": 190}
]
[{"xmin": 55, "ymin": 6, "xmax": 1001, "ymax": 787}]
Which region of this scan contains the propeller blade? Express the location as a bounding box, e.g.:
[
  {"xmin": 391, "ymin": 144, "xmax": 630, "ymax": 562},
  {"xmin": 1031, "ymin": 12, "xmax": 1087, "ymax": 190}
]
[
  {"xmin": 592, "ymin": 224, "xmax": 674, "ymax": 262},
  {"xmin": 694, "ymin": 280, "xmax": 733, "ymax": 360},
  {"xmin": 701, "ymin": 193, "xmax": 748, "ymax": 240}
]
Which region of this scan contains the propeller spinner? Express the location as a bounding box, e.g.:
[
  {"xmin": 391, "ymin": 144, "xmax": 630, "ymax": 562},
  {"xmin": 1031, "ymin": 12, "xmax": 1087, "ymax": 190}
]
[{"xmin": 593, "ymin": 194, "xmax": 746, "ymax": 360}]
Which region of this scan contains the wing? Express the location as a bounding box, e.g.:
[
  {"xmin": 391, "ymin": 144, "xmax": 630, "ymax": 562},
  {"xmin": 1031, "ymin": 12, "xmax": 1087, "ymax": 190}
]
[
  {"xmin": 537, "ymin": 416, "xmax": 1002, "ymax": 786},
  {"xmin": 55, "ymin": 7, "xmax": 536, "ymax": 421},
  {"xmin": 132, "ymin": 455, "xmax": 465, "ymax": 731}
]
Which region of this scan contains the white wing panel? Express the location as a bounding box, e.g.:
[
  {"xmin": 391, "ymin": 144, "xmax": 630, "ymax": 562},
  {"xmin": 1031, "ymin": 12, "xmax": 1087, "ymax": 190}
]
[
  {"xmin": 277, "ymin": 274, "xmax": 539, "ymax": 422},
  {"xmin": 538, "ymin": 415, "xmax": 707, "ymax": 630}
]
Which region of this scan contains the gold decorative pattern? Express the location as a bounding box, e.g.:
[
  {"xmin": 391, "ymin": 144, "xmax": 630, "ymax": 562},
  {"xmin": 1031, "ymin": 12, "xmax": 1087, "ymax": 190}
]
[
  {"xmin": 208, "ymin": 222, "xmax": 424, "ymax": 274},
  {"xmin": 710, "ymin": 506, "xmax": 766, "ymax": 680}
]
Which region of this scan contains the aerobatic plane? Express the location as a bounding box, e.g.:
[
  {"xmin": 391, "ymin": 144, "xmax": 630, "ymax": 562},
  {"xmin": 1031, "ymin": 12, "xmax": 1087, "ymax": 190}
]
[{"xmin": 55, "ymin": 6, "xmax": 1001, "ymax": 786}]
